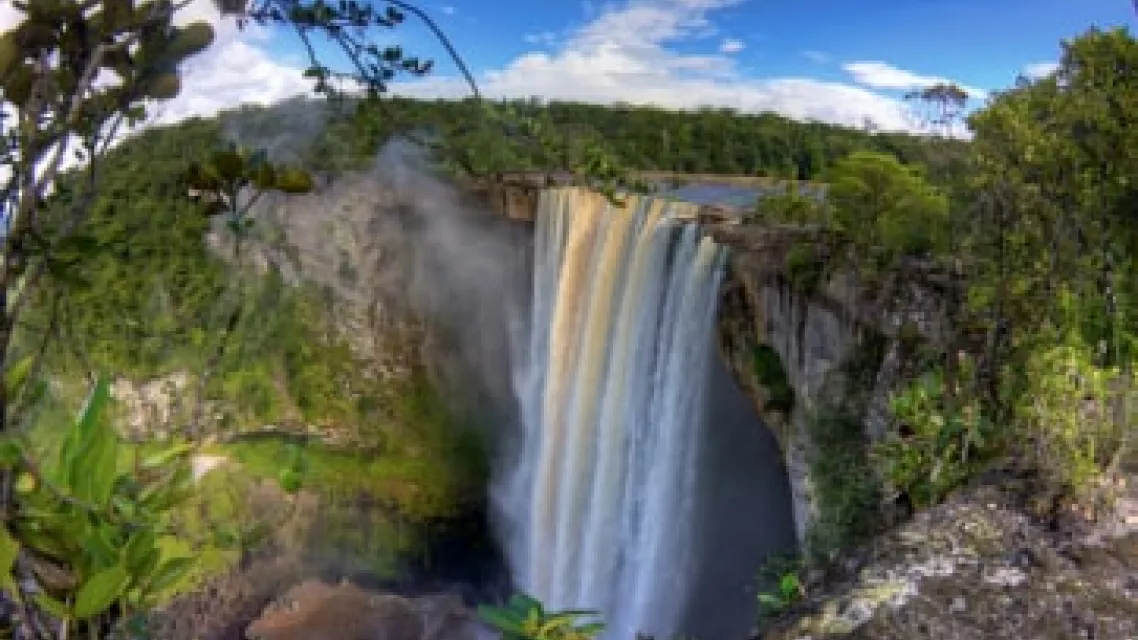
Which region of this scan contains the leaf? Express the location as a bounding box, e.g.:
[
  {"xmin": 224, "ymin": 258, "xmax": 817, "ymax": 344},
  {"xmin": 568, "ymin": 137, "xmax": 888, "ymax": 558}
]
[
  {"xmin": 4, "ymin": 354, "xmax": 34, "ymax": 397},
  {"xmin": 122, "ymin": 529, "xmax": 158, "ymax": 577},
  {"xmin": 140, "ymin": 443, "xmax": 193, "ymax": 470},
  {"xmin": 0, "ymin": 525, "xmax": 20, "ymax": 593},
  {"xmin": 210, "ymin": 149, "xmax": 244, "ymax": 181},
  {"xmin": 73, "ymin": 565, "xmax": 130, "ymax": 619},
  {"xmin": 274, "ymin": 168, "xmax": 314, "ymax": 193},
  {"xmin": 76, "ymin": 376, "xmax": 111, "ymax": 443},
  {"xmin": 34, "ymin": 593, "xmax": 70, "ymax": 619},
  {"xmin": 147, "ymin": 556, "xmax": 192, "ymax": 594},
  {"xmin": 476, "ymin": 605, "xmax": 529, "ymax": 637},
  {"xmin": 0, "ymin": 437, "xmax": 22, "ymax": 468},
  {"xmin": 71, "ymin": 418, "xmax": 118, "ymax": 506}
]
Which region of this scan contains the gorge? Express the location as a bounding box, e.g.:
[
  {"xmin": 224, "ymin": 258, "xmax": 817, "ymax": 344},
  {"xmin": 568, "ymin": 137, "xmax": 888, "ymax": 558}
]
[{"xmin": 231, "ymin": 140, "xmax": 965, "ymax": 638}]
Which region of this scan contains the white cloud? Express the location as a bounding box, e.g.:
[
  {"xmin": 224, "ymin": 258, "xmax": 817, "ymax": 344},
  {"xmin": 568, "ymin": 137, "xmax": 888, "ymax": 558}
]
[
  {"xmin": 2, "ymin": 0, "xmax": 979, "ymax": 137},
  {"xmin": 152, "ymin": 1, "xmax": 309, "ymax": 125},
  {"xmin": 719, "ymin": 38, "xmax": 745, "ymax": 54},
  {"xmin": 842, "ymin": 60, "xmax": 985, "ymax": 98},
  {"xmin": 1022, "ymin": 61, "xmax": 1059, "ymax": 79},
  {"xmin": 440, "ymin": 5, "xmax": 457, "ymax": 15},
  {"xmin": 396, "ymin": 0, "xmax": 930, "ymax": 133},
  {"xmin": 0, "ymin": 0, "xmax": 308, "ymax": 128}
]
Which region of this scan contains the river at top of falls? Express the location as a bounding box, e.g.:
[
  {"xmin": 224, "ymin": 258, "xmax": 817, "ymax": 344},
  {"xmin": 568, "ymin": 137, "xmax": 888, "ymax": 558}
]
[{"xmin": 498, "ymin": 187, "xmax": 727, "ymax": 640}]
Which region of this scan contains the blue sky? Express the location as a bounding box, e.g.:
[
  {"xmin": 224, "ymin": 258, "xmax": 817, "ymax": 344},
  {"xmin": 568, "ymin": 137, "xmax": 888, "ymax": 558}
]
[
  {"xmin": 425, "ymin": 0, "xmax": 1131, "ymax": 91},
  {"xmin": 7, "ymin": 0, "xmax": 1120, "ymax": 133}
]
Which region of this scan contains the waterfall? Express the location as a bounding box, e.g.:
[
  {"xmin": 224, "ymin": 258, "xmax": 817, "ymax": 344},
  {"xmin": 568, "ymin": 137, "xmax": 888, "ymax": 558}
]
[{"xmin": 499, "ymin": 186, "xmax": 727, "ymax": 640}]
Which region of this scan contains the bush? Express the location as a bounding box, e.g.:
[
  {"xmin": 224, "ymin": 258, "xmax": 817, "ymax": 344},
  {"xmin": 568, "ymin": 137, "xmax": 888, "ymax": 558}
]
[
  {"xmin": 1014, "ymin": 334, "xmax": 1135, "ymax": 498},
  {"xmin": 872, "ymin": 367, "xmax": 995, "ymax": 509},
  {"xmin": 786, "ymin": 244, "xmax": 825, "ymax": 293}
]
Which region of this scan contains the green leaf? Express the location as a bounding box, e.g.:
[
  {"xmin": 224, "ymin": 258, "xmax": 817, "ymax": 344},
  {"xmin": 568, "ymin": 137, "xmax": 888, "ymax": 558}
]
[
  {"xmin": 0, "ymin": 437, "xmax": 22, "ymax": 468},
  {"xmin": 73, "ymin": 565, "xmax": 130, "ymax": 619},
  {"xmin": 147, "ymin": 556, "xmax": 192, "ymax": 594},
  {"xmin": 71, "ymin": 419, "xmax": 118, "ymax": 506},
  {"xmin": 4, "ymin": 354, "xmax": 34, "ymax": 397},
  {"xmin": 34, "ymin": 593, "xmax": 70, "ymax": 619},
  {"xmin": 476, "ymin": 605, "xmax": 529, "ymax": 637},
  {"xmin": 0, "ymin": 525, "xmax": 20, "ymax": 593},
  {"xmin": 140, "ymin": 443, "xmax": 193, "ymax": 470},
  {"xmin": 76, "ymin": 376, "xmax": 111, "ymax": 441},
  {"xmin": 122, "ymin": 529, "xmax": 158, "ymax": 577},
  {"xmin": 274, "ymin": 168, "xmax": 314, "ymax": 194}
]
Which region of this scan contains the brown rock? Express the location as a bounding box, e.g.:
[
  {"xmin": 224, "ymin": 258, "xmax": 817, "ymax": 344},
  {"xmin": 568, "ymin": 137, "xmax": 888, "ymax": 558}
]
[{"xmin": 246, "ymin": 580, "xmax": 424, "ymax": 640}]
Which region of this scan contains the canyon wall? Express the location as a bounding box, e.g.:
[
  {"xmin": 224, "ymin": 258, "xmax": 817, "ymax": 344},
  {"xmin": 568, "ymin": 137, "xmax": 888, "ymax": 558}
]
[{"xmin": 478, "ymin": 178, "xmax": 962, "ymax": 542}]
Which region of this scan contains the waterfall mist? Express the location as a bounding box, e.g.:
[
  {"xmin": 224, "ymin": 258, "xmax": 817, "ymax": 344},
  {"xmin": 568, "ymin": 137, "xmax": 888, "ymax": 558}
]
[{"xmin": 233, "ymin": 125, "xmax": 798, "ymax": 636}]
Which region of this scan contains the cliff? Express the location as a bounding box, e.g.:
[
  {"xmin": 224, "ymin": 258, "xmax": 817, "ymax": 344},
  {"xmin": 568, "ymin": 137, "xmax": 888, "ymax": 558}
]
[{"xmin": 473, "ymin": 177, "xmax": 963, "ymax": 543}]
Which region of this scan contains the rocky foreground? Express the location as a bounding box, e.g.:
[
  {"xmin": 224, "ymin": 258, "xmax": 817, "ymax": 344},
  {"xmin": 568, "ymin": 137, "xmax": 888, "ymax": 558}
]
[{"xmin": 761, "ymin": 471, "xmax": 1138, "ymax": 640}]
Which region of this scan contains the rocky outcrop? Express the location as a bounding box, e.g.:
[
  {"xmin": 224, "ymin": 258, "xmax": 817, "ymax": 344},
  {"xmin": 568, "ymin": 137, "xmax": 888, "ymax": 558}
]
[
  {"xmin": 246, "ymin": 580, "xmax": 486, "ymax": 640},
  {"xmin": 709, "ymin": 223, "xmax": 961, "ymax": 541},
  {"xmin": 226, "ymin": 159, "xmax": 532, "ymax": 428},
  {"xmin": 761, "ymin": 473, "xmax": 1138, "ymax": 640}
]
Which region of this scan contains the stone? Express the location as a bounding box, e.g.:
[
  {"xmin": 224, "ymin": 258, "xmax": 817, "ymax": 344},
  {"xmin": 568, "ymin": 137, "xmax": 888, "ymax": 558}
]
[{"xmin": 245, "ymin": 581, "xmax": 424, "ymax": 640}]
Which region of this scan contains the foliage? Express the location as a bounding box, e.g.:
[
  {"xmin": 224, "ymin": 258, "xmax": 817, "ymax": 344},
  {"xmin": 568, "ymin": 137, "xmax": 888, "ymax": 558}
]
[
  {"xmin": 478, "ymin": 594, "xmax": 604, "ymax": 640},
  {"xmin": 0, "ymin": 377, "xmax": 199, "ymax": 638},
  {"xmin": 959, "ymin": 26, "xmax": 1137, "ymax": 499},
  {"xmin": 785, "ymin": 244, "xmax": 826, "ymax": 294},
  {"xmin": 873, "ymin": 366, "xmax": 996, "ymax": 509},
  {"xmin": 825, "ymin": 151, "xmax": 950, "ymax": 259},
  {"xmin": 803, "ymin": 336, "xmax": 886, "ymax": 561},
  {"xmin": 1014, "ymin": 333, "xmax": 1135, "ymax": 498},
  {"xmin": 752, "ymin": 345, "xmax": 795, "ymax": 415},
  {"xmin": 749, "ymin": 187, "xmax": 830, "ymax": 226}
]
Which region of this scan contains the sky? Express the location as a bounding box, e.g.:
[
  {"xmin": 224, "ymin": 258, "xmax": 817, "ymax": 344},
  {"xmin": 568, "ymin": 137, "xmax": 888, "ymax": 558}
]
[{"xmin": 0, "ymin": 0, "xmax": 1135, "ymax": 134}]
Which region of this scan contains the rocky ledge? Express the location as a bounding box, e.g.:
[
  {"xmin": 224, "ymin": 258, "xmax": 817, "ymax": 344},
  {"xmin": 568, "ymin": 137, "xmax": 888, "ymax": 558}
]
[
  {"xmin": 761, "ymin": 471, "xmax": 1138, "ymax": 640},
  {"xmin": 246, "ymin": 580, "xmax": 488, "ymax": 640}
]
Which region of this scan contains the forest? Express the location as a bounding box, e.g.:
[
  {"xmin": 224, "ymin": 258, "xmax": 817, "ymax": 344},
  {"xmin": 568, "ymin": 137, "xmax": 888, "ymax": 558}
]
[{"xmin": 0, "ymin": 0, "xmax": 1134, "ymax": 637}]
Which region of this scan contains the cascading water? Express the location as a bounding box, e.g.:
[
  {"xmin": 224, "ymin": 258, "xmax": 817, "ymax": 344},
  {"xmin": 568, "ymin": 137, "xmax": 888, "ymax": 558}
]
[{"xmin": 499, "ymin": 186, "xmax": 727, "ymax": 640}]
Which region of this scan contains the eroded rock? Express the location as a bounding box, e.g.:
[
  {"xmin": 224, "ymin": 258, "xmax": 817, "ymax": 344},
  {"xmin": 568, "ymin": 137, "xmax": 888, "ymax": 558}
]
[{"xmin": 762, "ymin": 477, "xmax": 1138, "ymax": 640}]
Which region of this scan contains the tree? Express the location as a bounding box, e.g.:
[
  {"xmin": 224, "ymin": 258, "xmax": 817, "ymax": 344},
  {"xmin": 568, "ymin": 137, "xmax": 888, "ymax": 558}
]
[
  {"xmin": 0, "ymin": 1, "xmax": 472, "ymax": 636},
  {"xmin": 904, "ymin": 82, "xmax": 970, "ymax": 138},
  {"xmin": 954, "ymin": 26, "xmax": 1136, "ymax": 497},
  {"xmin": 824, "ymin": 150, "xmax": 950, "ymax": 259}
]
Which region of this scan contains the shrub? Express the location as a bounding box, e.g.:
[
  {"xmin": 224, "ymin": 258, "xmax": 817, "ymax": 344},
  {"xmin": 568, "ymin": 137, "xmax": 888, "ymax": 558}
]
[{"xmin": 872, "ymin": 368, "xmax": 995, "ymax": 508}]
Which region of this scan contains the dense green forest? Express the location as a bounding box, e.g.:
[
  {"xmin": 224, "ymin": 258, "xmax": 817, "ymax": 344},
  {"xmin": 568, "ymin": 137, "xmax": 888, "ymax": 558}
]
[{"xmin": 231, "ymin": 94, "xmax": 967, "ymax": 186}]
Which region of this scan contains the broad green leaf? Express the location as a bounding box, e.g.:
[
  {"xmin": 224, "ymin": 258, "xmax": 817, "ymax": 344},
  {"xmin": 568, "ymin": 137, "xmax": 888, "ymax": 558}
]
[
  {"xmin": 147, "ymin": 556, "xmax": 192, "ymax": 594},
  {"xmin": 476, "ymin": 605, "xmax": 529, "ymax": 636},
  {"xmin": 75, "ymin": 376, "xmax": 111, "ymax": 442},
  {"xmin": 71, "ymin": 420, "xmax": 118, "ymax": 506},
  {"xmin": 122, "ymin": 529, "xmax": 157, "ymax": 575},
  {"xmin": 73, "ymin": 565, "xmax": 130, "ymax": 619}
]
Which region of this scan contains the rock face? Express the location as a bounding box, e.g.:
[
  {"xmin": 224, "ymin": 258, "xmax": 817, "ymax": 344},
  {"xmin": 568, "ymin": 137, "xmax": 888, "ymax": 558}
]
[
  {"xmin": 246, "ymin": 580, "xmax": 487, "ymax": 640},
  {"xmin": 708, "ymin": 223, "xmax": 961, "ymax": 541},
  {"xmin": 762, "ymin": 475, "xmax": 1138, "ymax": 640},
  {"xmin": 226, "ymin": 159, "xmax": 532, "ymax": 429}
]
